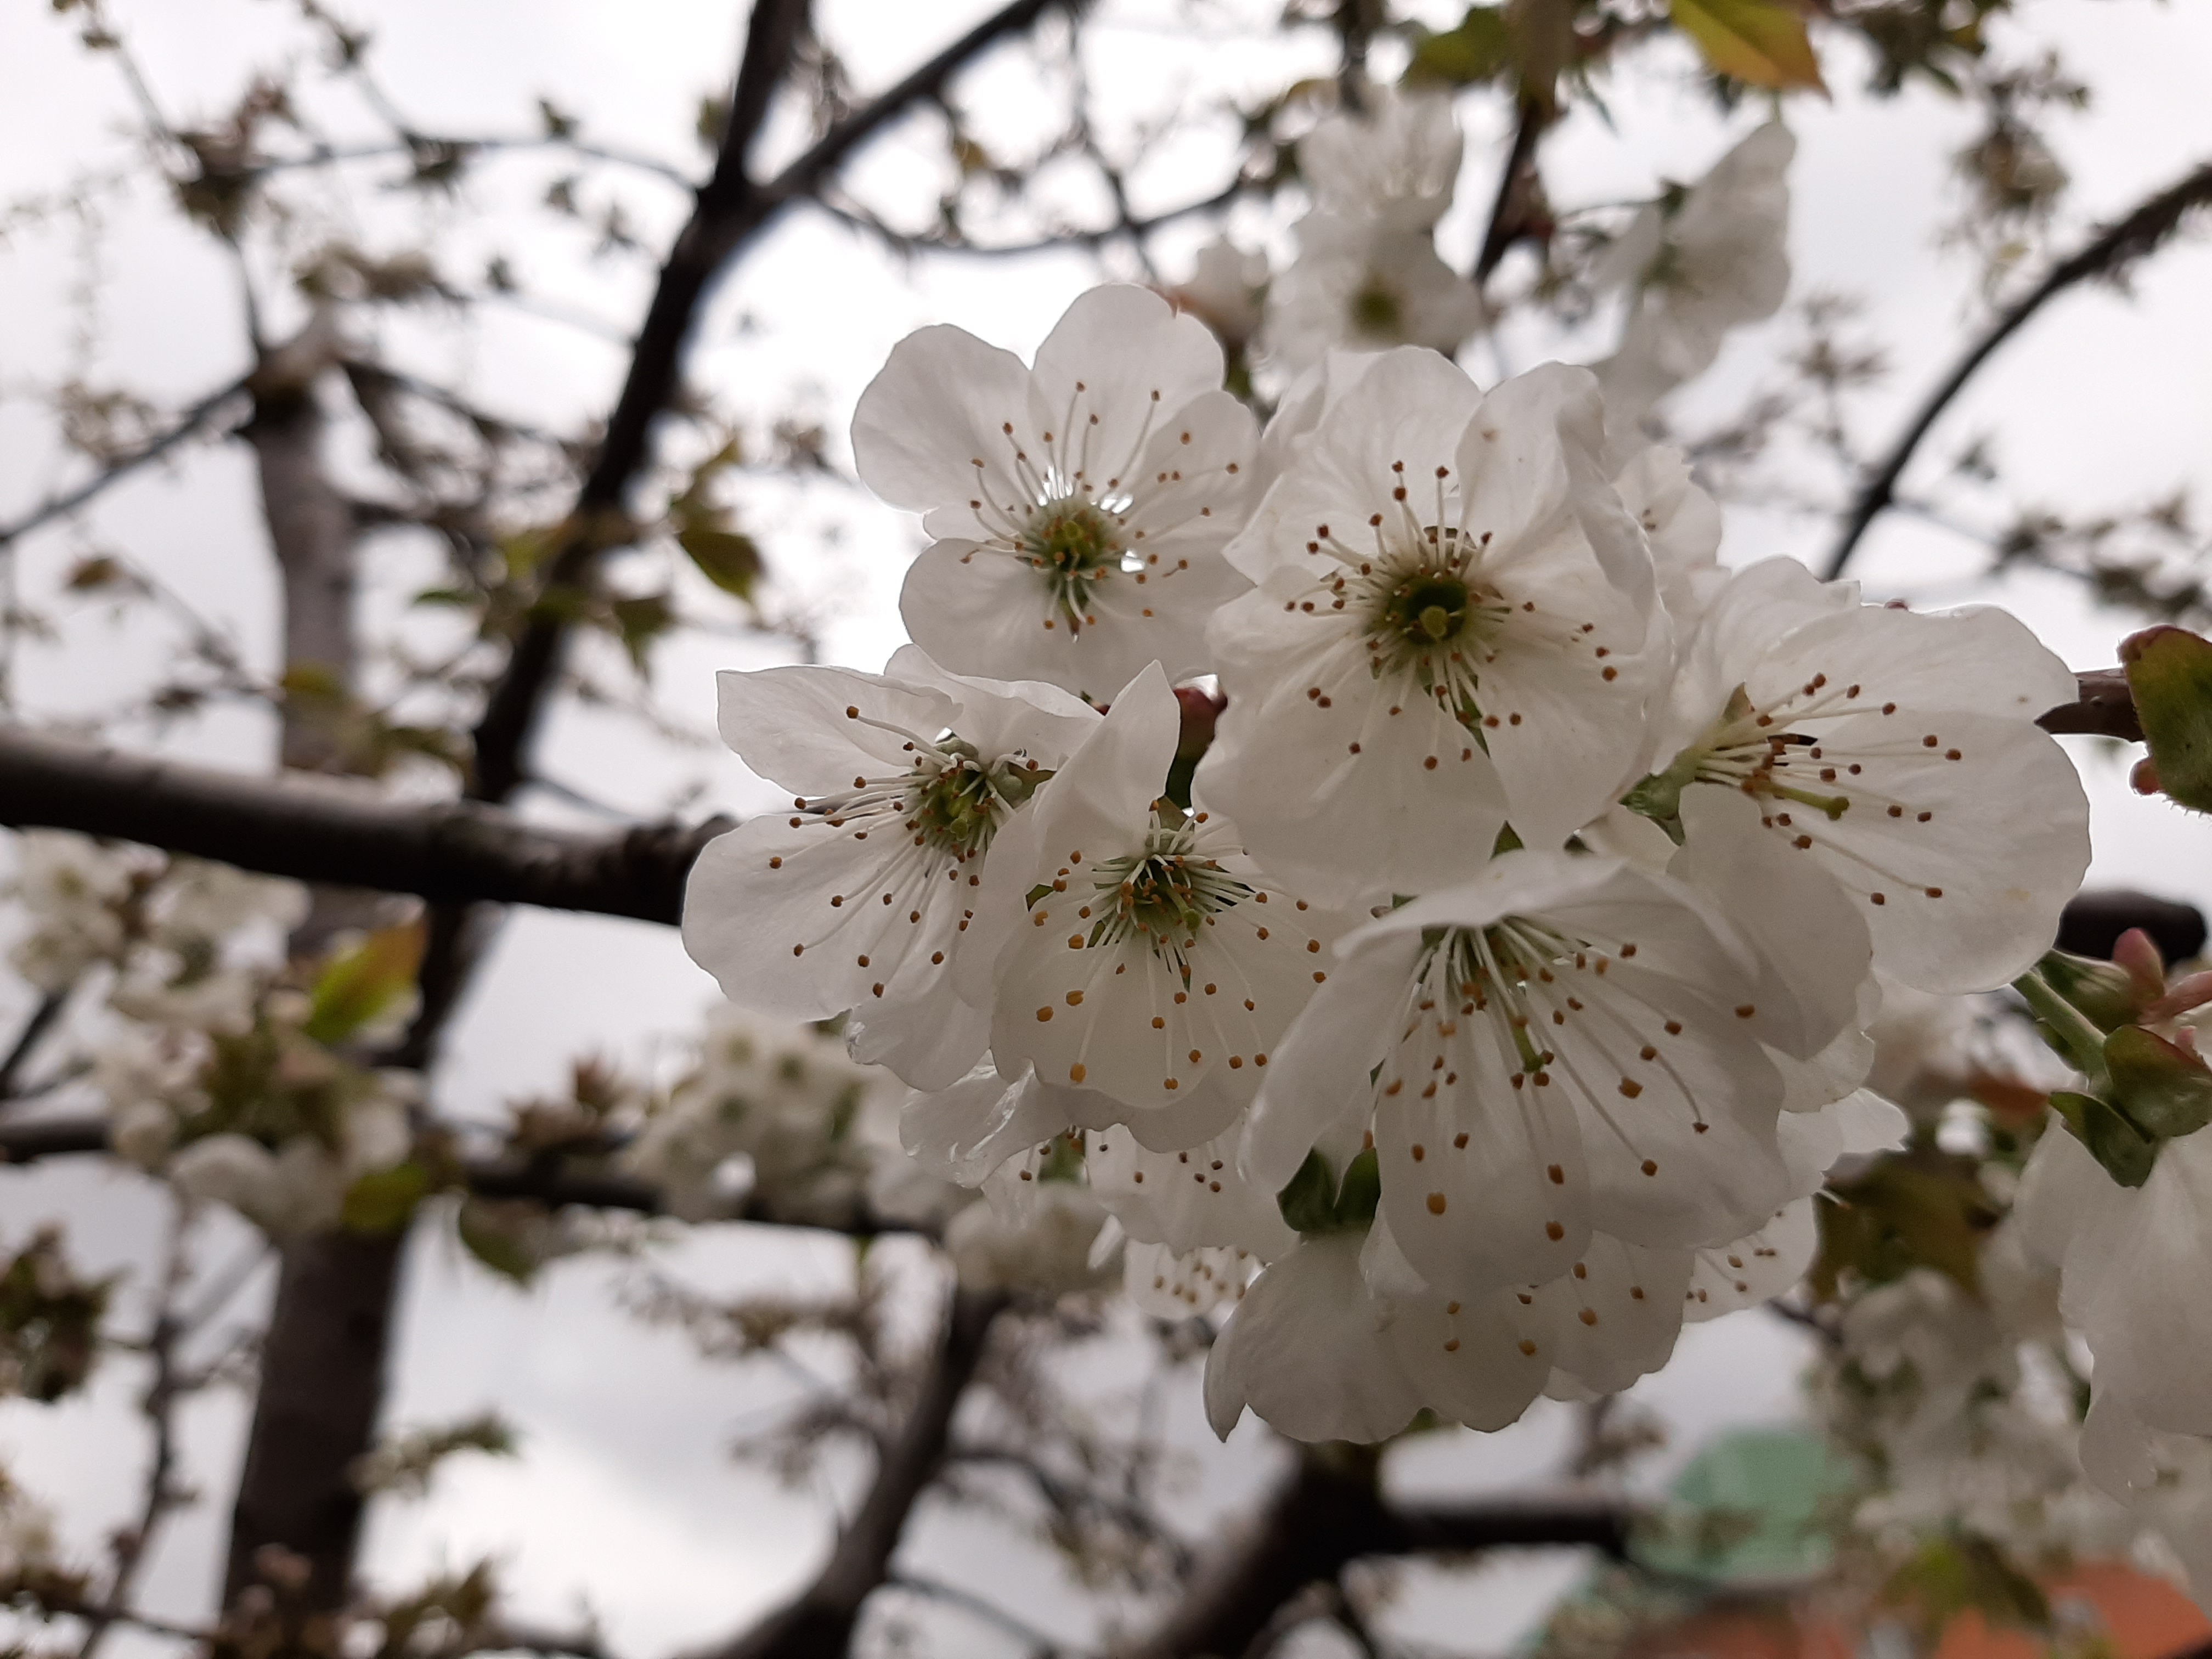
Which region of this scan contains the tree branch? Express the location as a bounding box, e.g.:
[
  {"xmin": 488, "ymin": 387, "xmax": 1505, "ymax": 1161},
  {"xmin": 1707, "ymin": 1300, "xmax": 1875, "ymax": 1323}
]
[
  {"xmin": 0, "ymin": 374, "xmax": 252, "ymax": 548},
  {"xmin": 470, "ymin": 0, "xmax": 1075, "ymax": 806},
  {"xmin": 1474, "ymin": 98, "xmax": 1548, "ymax": 284},
  {"xmin": 1822, "ymin": 160, "xmax": 2212, "ymax": 581},
  {"xmin": 0, "ymin": 725, "xmax": 725, "ymax": 924},
  {"xmin": 0, "ymin": 665, "xmax": 2148, "ymax": 933},
  {"xmin": 1122, "ymin": 1447, "xmax": 1629, "ymax": 1659},
  {"xmin": 689, "ymin": 1288, "xmax": 1008, "ymax": 1659}
]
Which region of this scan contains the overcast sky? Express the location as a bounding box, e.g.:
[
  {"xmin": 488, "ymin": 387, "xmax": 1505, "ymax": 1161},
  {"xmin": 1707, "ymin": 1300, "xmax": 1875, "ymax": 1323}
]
[{"xmin": 4, "ymin": 2, "xmax": 2212, "ymax": 1655}]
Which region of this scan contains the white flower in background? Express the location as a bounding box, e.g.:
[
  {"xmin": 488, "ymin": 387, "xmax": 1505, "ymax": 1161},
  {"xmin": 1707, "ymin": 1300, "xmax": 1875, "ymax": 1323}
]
[
  {"xmin": 1593, "ymin": 121, "xmax": 1796, "ymax": 439},
  {"xmin": 1169, "ymin": 238, "xmax": 1268, "ymax": 354},
  {"xmin": 682, "ymin": 646, "xmax": 1098, "ymax": 1090},
  {"xmin": 623, "ymin": 1006, "xmax": 913, "ymax": 1226},
  {"xmin": 149, "ymin": 860, "xmax": 307, "ymax": 953},
  {"xmin": 168, "ymin": 1135, "xmax": 347, "ymax": 1236},
  {"xmin": 2080, "ymin": 1396, "xmax": 2212, "ymax": 1605},
  {"xmin": 1299, "ymin": 85, "xmax": 1464, "ymax": 230},
  {"xmin": 1634, "ymin": 557, "xmax": 2090, "ymax": 993},
  {"xmin": 7, "ymin": 830, "xmax": 138, "ymax": 990},
  {"xmin": 1242, "ymin": 849, "xmax": 1834, "ymax": 1299},
  {"xmin": 964, "ymin": 668, "xmax": 1351, "ymax": 1130},
  {"xmin": 853, "ymin": 284, "xmax": 1257, "ymax": 699},
  {"xmin": 1200, "ymin": 354, "xmax": 1664, "ymax": 901},
  {"xmin": 0, "ymin": 1477, "xmax": 58, "ymax": 1583},
  {"xmin": 1263, "ymin": 215, "xmax": 1487, "ymax": 374}
]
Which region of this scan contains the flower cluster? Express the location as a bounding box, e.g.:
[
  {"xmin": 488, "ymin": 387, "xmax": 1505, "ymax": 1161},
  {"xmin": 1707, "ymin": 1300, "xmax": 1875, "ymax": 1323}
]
[
  {"xmin": 4, "ymin": 831, "xmax": 423, "ymax": 1237},
  {"xmin": 686, "ymin": 245, "xmax": 2090, "ymax": 1445}
]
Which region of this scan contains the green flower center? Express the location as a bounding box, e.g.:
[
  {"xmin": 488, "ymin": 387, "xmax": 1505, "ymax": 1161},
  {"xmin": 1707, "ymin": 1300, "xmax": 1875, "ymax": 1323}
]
[
  {"xmin": 1351, "ymin": 279, "xmax": 1403, "ymax": 336},
  {"xmin": 907, "ymin": 741, "xmax": 1046, "ymax": 856},
  {"xmin": 1087, "ymin": 821, "xmax": 1253, "ymax": 977},
  {"xmin": 1019, "ymin": 496, "xmax": 1125, "ymax": 634}
]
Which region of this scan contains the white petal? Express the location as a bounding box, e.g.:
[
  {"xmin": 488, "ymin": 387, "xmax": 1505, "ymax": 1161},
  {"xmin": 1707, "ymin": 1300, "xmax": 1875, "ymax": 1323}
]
[
  {"xmin": 851, "ymin": 322, "xmax": 1035, "ymax": 533},
  {"xmin": 1204, "ymin": 1233, "xmax": 1424, "ymax": 1443},
  {"xmin": 1531, "ymin": 1233, "xmax": 1692, "ymax": 1391},
  {"xmin": 1684, "ymin": 1200, "xmax": 1815, "ymax": 1322},
  {"xmin": 714, "ymin": 663, "xmax": 956, "ymax": 796}
]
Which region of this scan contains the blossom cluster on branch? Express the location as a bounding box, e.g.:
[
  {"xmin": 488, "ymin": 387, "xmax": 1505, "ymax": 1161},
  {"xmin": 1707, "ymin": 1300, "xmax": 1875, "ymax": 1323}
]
[{"xmin": 679, "ymin": 92, "xmax": 2127, "ymax": 1520}]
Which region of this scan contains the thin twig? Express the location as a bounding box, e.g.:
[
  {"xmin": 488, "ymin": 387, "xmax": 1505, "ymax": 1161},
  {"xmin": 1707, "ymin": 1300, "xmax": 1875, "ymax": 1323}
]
[
  {"xmin": 0, "ymin": 989, "xmax": 67, "ymax": 1101},
  {"xmin": 1824, "ymin": 160, "xmax": 2212, "ymax": 579},
  {"xmin": 0, "ymin": 375, "xmax": 252, "ymax": 547}
]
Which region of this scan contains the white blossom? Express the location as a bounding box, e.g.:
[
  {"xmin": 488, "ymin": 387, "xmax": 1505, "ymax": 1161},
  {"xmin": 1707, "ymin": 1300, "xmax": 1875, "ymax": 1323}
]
[
  {"xmin": 1200, "ymin": 353, "xmax": 1666, "ymax": 900},
  {"xmin": 853, "ymin": 284, "xmax": 1257, "ymax": 699},
  {"xmin": 1242, "ymin": 849, "xmax": 1839, "ymax": 1300},
  {"xmin": 682, "ymin": 646, "xmax": 1098, "ymax": 1088},
  {"xmin": 1637, "ymin": 557, "xmax": 2090, "ymax": 994},
  {"xmin": 1124, "ymin": 1240, "xmax": 1258, "ymax": 1318},
  {"xmin": 963, "ymin": 667, "xmax": 1351, "ymax": 1131},
  {"xmin": 624, "ymin": 1006, "xmax": 912, "ymax": 1226},
  {"xmin": 1169, "ymin": 238, "xmax": 1267, "ymax": 353},
  {"xmin": 945, "ymin": 1143, "xmax": 1115, "ymax": 1296},
  {"xmin": 1593, "ymin": 121, "xmax": 1795, "ymax": 439},
  {"xmin": 1263, "ymin": 215, "xmax": 1487, "ymax": 374},
  {"xmin": 1297, "ymin": 86, "xmax": 1463, "ymax": 230},
  {"xmin": 1211, "ymin": 1085, "xmax": 1905, "ymax": 1444},
  {"xmin": 7, "ymin": 830, "xmax": 137, "ymax": 990}
]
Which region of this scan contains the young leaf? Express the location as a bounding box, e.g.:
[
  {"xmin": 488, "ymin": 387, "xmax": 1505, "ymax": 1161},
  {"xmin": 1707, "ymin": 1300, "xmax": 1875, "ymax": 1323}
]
[
  {"xmin": 676, "ymin": 523, "xmax": 762, "ymax": 600},
  {"xmin": 342, "ymin": 1161, "xmax": 431, "ymax": 1233},
  {"xmin": 305, "ymin": 919, "xmax": 427, "ymax": 1046},
  {"xmin": 2121, "ymin": 624, "xmax": 2212, "ymax": 813},
  {"xmin": 1669, "ymin": 0, "xmax": 1826, "ymax": 91}
]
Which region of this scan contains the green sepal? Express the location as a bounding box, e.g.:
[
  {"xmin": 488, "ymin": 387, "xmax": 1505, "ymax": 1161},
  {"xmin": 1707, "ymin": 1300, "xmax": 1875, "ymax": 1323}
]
[
  {"xmin": 1276, "ymin": 1150, "xmax": 1338, "ymax": 1235},
  {"xmin": 2123, "ymin": 625, "xmax": 2212, "ymax": 814},
  {"xmin": 1276, "ymin": 1147, "xmax": 1384, "ymax": 1237},
  {"xmin": 2103, "ymin": 1024, "xmax": 2212, "ymax": 1142},
  {"xmin": 2049, "ymin": 1091, "xmax": 2158, "ymax": 1189},
  {"xmin": 2035, "ymin": 949, "xmax": 2140, "ymax": 1035},
  {"xmin": 1331, "ymin": 1147, "xmax": 1382, "ymax": 1231}
]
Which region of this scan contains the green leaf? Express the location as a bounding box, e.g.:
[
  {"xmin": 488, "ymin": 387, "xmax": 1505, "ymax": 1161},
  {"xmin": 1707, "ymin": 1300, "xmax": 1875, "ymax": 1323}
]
[
  {"xmin": 2050, "ymin": 1090, "xmax": 2158, "ymax": 1188},
  {"xmin": 1669, "ymin": 0, "xmax": 1826, "ymax": 91},
  {"xmin": 343, "ymin": 1161, "xmax": 431, "ymax": 1233},
  {"xmin": 456, "ymin": 1199, "xmax": 542, "ymax": 1284},
  {"xmin": 2122, "ymin": 624, "xmax": 2212, "ymax": 812},
  {"xmin": 1406, "ymin": 6, "xmax": 1513, "ymax": 85},
  {"xmin": 305, "ymin": 919, "xmax": 427, "ymax": 1046},
  {"xmin": 2104, "ymin": 1024, "xmax": 2212, "ymax": 1142},
  {"xmin": 676, "ymin": 523, "xmax": 762, "ymax": 600},
  {"xmin": 1812, "ymin": 1149, "xmax": 1995, "ymax": 1299},
  {"xmin": 609, "ymin": 591, "xmax": 676, "ymax": 674},
  {"xmin": 1884, "ymin": 1534, "xmax": 2051, "ymax": 1642}
]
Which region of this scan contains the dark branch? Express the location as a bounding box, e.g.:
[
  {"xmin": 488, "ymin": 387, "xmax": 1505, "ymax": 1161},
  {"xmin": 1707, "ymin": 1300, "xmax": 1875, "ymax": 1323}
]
[
  {"xmin": 0, "ymin": 725, "xmax": 725, "ymax": 925},
  {"xmin": 1823, "ymin": 160, "xmax": 2212, "ymax": 581},
  {"xmin": 470, "ymin": 0, "xmax": 1074, "ymax": 806},
  {"xmin": 0, "ymin": 991, "xmax": 67, "ymax": 1101},
  {"xmin": 689, "ymin": 1289, "xmax": 1008, "ymax": 1659},
  {"xmin": 0, "ymin": 663, "xmax": 2147, "ymax": 934},
  {"xmin": 1474, "ymin": 99, "xmax": 1548, "ymax": 284},
  {"xmin": 1125, "ymin": 1448, "xmax": 1629, "ymax": 1659},
  {"xmin": 0, "ymin": 375, "xmax": 252, "ymax": 548}
]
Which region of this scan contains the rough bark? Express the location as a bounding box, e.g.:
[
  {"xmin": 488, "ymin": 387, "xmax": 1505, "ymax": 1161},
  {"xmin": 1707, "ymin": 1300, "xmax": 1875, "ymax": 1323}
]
[
  {"xmin": 221, "ymin": 1234, "xmax": 405, "ymax": 1616},
  {"xmin": 225, "ymin": 306, "xmax": 399, "ymax": 1627}
]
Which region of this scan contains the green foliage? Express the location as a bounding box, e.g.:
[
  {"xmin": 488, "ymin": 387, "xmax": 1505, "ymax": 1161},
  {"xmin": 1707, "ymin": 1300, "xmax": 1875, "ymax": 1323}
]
[
  {"xmin": 305, "ymin": 919, "xmax": 426, "ymax": 1046},
  {"xmin": 0, "ymin": 1231, "xmax": 110, "ymax": 1404},
  {"xmin": 1405, "ymin": 7, "xmax": 1513, "ymax": 87},
  {"xmin": 2123, "ymin": 624, "xmax": 2212, "ymax": 812},
  {"xmin": 342, "ymin": 1162, "xmax": 431, "ymax": 1234},
  {"xmin": 455, "ymin": 1198, "xmax": 548, "ymax": 1284},
  {"xmin": 1669, "ymin": 0, "xmax": 1826, "ymax": 93},
  {"xmin": 1812, "ymin": 1146, "xmax": 1996, "ymax": 1300}
]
